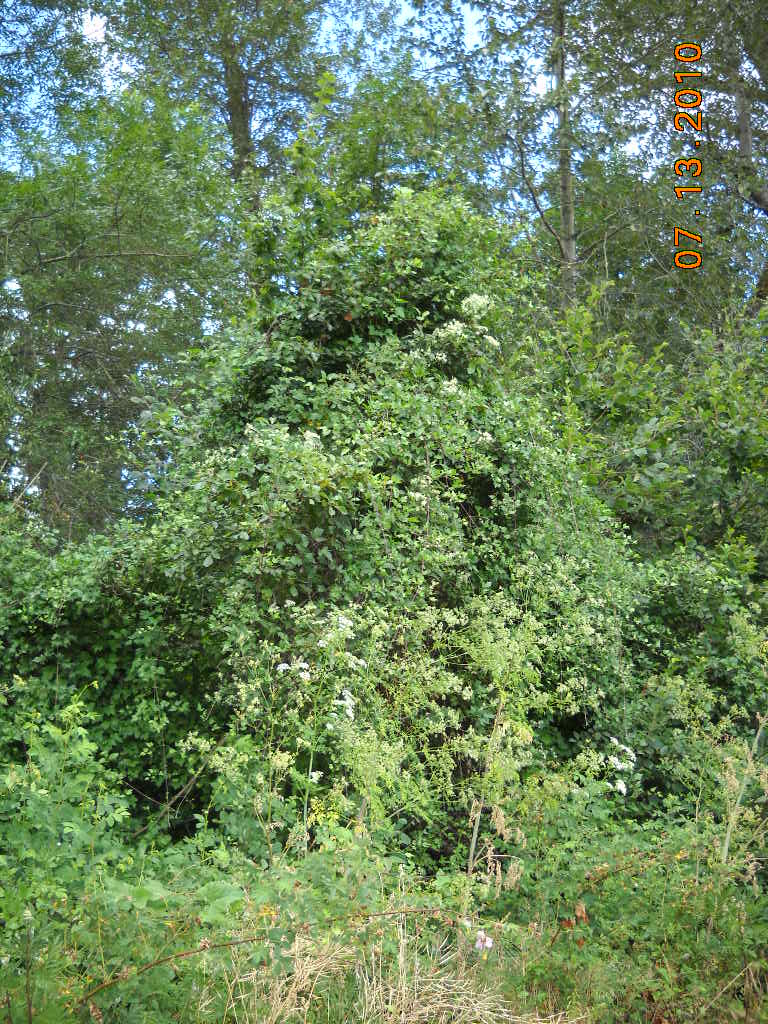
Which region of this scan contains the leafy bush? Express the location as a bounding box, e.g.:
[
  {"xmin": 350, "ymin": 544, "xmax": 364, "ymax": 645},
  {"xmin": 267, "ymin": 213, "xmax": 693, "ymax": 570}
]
[{"xmin": 2, "ymin": 188, "xmax": 766, "ymax": 1022}]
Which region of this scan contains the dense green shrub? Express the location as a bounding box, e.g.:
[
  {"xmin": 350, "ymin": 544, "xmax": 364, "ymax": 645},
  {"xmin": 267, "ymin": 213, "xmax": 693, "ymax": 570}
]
[{"xmin": 2, "ymin": 189, "xmax": 766, "ymax": 1022}]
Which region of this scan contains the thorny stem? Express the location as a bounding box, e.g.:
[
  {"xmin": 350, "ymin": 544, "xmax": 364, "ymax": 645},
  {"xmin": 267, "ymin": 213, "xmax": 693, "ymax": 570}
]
[
  {"xmin": 466, "ymin": 799, "xmax": 483, "ymax": 877},
  {"xmin": 76, "ymin": 906, "xmax": 472, "ymax": 1009}
]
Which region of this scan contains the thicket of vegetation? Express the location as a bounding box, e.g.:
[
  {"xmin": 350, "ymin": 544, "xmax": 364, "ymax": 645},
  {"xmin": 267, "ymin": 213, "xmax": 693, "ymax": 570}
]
[{"xmin": 1, "ymin": 2, "xmax": 767, "ymax": 1021}]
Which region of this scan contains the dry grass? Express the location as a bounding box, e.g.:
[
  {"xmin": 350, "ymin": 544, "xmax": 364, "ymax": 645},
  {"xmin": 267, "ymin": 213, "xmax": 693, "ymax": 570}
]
[
  {"xmin": 198, "ymin": 915, "xmax": 582, "ymax": 1024},
  {"xmin": 353, "ymin": 915, "xmax": 573, "ymax": 1024},
  {"xmin": 197, "ymin": 932, "xmax": 356, "ymax": 1024}
]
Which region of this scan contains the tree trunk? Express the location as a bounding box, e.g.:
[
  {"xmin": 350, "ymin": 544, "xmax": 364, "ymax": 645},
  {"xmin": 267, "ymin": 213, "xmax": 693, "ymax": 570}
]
[
  {"xmin": 733, "ymin": 68, "xmax": 768, "ymax": 315},
  {"xmin": 554, "ymin": 0, "xmax": 576, "ymax": 308},
  {"xmin": 221, "ymin": 39, "xmax": 255, "ymax": 182}
]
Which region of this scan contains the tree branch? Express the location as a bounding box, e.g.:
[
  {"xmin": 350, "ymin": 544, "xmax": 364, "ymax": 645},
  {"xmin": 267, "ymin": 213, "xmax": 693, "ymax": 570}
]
[
  {"xmin": 21, "ymin": 250, "xmax": 197, "ymax": 273},
  {"xmin": 512, "ymin": 135, "xmax": 566, "ymax": 258}
]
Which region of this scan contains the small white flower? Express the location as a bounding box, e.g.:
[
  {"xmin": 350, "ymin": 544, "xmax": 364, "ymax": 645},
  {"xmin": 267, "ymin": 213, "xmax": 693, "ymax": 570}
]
[
  {"xmin": 271, "ymin": 750, "xmax": 292, "ymax": 771},
  {"xmin": 609, "ymin": 738, "xmax": 635, "ymax": 759},
  {"xmin": 317, "ymin": 638, "xmax": 327, "ymax": 648},
  {"xmin": 478, "ymin": 431, "xmax": 493, "ymax": 444},
  {"xmin": 309, "ymin": 770, "xmax": 323, "ymax": 783},
  {"xmin": 461, "ymin": 293, "xmax": 492, "ymax": 318},
  {"xmin": 303, "ymin": 430, "xmax": 320, "ymax": 447},
  {"xmin": 608, "ymin": 755, "xmax": 631, "ymax": 771},
  {"xmin": 337, "ymin": 614, "xmax": 353, "ymax": 630},
  {"xmin": 299, "ymin": 671, "xmax": 311, "ymax": 682},
  {"xmin": 474, "ymin": 929, "xmax": 493, "ymax": 951},
  {"xmin": 442, "ymin": 379, "xmax": 459, "ymax": 395},
  {"xmin": 334, "ymin": 688, "xmax": 356, "ymax": 721},
  {"xmin": 486, "ymin": 336, "xmax": 500, "ymax": 349},
  {"xmin": 297, "ymin": 660, "xmax": 310, "ymax": 670},
  {"xmin": 276, "ymin": 663, "xmax": 291, "ymax": 673},
  {"xmin": 614, "ymin": 779, "xmax": 627, "ymax": 796},
  {"xmin": 442, "ymin": 319, "xmax": 466, "ymax": 337}
]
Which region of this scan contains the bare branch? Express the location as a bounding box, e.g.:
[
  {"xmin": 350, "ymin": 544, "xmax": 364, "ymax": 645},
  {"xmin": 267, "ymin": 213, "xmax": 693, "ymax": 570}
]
[{"xmin": 512, "ymin": 134, "xmax": 566, "ymax": 258}]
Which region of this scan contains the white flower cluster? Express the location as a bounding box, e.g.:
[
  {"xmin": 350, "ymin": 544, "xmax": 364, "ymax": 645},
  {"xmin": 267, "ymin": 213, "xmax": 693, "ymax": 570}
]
[
  {"xmin": 461, "ymin": 293, "xmax": 493, "ymax": 318},
  {"xmin": 458, "ymin": 294, "xmax": 500, "ymax": 350},
  {"xmin": 345, "ymin": 653, "xmax": 367, "ymax": 671},
  {"xmin": 315, "ymin": 612, "xmax": 356, "ymax": 651},
  {"xmin": 441, "ymin": 378, "xmax": 460, "ymax": 395},
  {"xmin": 276, "ymin": 659, "xmax": 311, "ymax": 682},
  {"xmin": 610, "ymin": 737, "xmax": 636, "ymax": 762},
  {"xmin": 608, "ymin": 754, "xmax": 632, "ymax": 771},
  {"xmin": 333, "ymin": 688, "xmax": 356, "ymax": 720},
  {"xmin": 441, "ymin": 319, "xmax": 467, "ymax": 338},
  {"xmin": 303, "ymin": 429, "xmax": 321, "ymax": 448},
  {"xmin": 607, "ymin": 737, "xmax": 637, "ymax": 798}
]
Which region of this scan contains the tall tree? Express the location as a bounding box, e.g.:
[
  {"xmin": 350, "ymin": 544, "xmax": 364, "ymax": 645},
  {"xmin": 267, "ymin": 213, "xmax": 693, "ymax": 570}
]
[
  {"xmin": 413, "ymin": 0, "xmax": 768, "ymax": 326},
  {"xmin": 582, "ymin": 0, "xmax": 768, "ymax": 315},
  {"xmin": 1, "ymin": 90, "xmax": 240, "ymax": 533},
  {"xmin": 95, "ymin": 0, "xmax": 391, "ymax": 186},
  {"xmin": 552, "ymin": 0, "xmax": 576, "ymax": 305},
  {"xmin": 412, "ymin": 0, "xmax": 613, "ymax": 309}
]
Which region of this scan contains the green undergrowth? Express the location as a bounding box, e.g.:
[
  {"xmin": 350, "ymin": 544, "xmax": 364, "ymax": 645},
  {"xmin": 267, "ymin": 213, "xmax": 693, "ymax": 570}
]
[{"xmin": 1, "ymin": 692, "xmax": 766, "ymax": 1022}]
